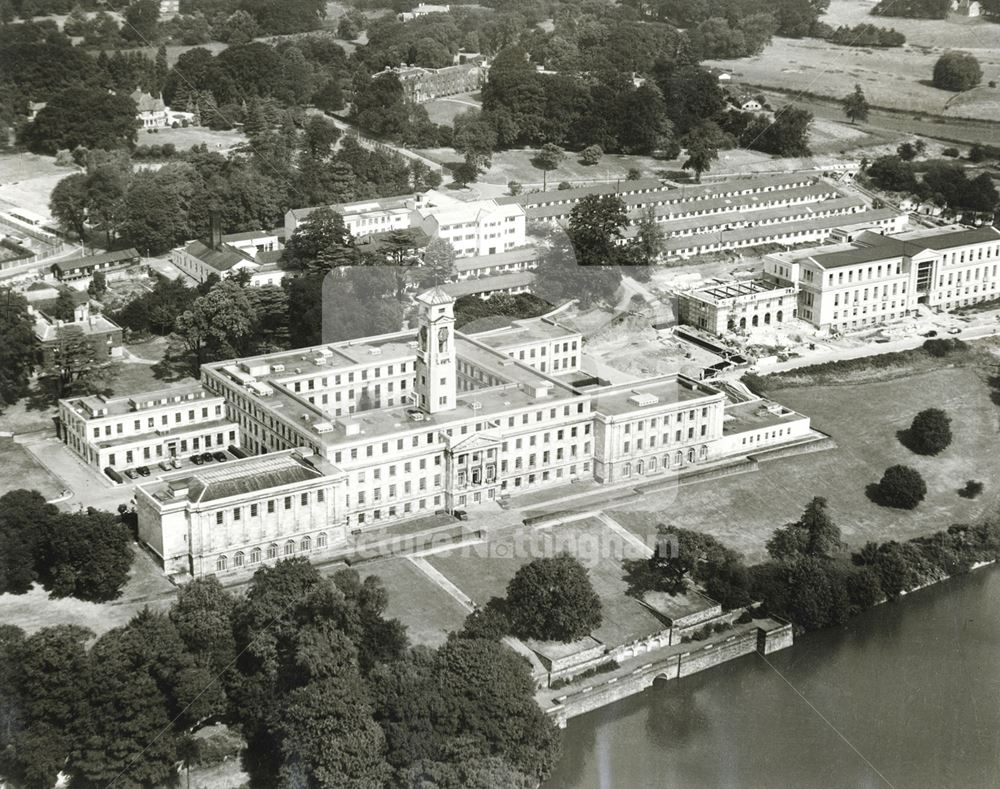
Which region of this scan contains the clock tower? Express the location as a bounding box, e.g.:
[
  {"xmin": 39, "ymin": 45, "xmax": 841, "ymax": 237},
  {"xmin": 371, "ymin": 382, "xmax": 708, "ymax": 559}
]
[{"xmin": 414, "ymin": 287, "xmax": 456, "ymax": 414}]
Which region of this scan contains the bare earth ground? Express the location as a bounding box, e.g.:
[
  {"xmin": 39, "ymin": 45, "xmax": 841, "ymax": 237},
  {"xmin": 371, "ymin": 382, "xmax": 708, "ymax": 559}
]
[
  {"xmin": 705, "ymin": 6, "xmax": 1000, "ymax": 119},
  {"xmin": 611, "ymin": 365, "xmax": 1000, "ymax": 563}
]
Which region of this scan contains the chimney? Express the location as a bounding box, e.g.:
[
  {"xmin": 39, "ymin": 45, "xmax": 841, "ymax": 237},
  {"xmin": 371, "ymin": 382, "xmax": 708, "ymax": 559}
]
[{"xmin": 209, "ymin": 210, "xmax": 222, "ymax": 250}]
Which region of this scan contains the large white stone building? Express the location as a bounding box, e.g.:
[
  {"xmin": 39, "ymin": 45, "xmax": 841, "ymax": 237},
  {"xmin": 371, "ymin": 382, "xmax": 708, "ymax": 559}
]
[
  {"xmin": 765, "ymin": 225, "xmax": 1000, "ymax": 332},
  {"xmin": 131, "ymin": 289, "xmax": 819, "ymax": 578},
  {"xmin": 59, "ymin": 383, "xmax": 239, "ymax": 472}
]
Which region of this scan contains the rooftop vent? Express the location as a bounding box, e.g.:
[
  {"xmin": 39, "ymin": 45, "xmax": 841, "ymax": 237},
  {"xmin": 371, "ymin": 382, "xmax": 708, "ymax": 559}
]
[
  {"xmin": 369, "ymin": 347, "xmax": 382, "ymax": 356},
  {"xmin": 628, "ymin": 391, "xmax": 660, "ymax": 407},
  {"xmin": 313, "ymin": 421, "xmax": 334, "ymax": 434},
  {"xmin": 339, "ymin": 419, "xmax": 362, "ymax": 436},
  {"xmin": 271, "ymin": 363, "xmax": 285, "ymax": 373}
]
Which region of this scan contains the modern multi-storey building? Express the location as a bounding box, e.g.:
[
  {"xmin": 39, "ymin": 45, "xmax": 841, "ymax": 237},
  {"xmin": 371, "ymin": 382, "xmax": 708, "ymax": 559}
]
[
  {"xmin": 678, "ymin": 279, "xmax": 799, "ymax": 335},
  {"xmin": 59, "ymin": 383, "xmax": 239, "ymax": 472},
  {"xmin": 132, "ymin": 289, "xmax": 817, "ymax": 578},
  {"xmin": 284, "ymin": 191, "xmax": 527, "ymax": 259},
  {"xmin": 765, "ymin": 225, "xmax": 1000, "ymax": 332}
]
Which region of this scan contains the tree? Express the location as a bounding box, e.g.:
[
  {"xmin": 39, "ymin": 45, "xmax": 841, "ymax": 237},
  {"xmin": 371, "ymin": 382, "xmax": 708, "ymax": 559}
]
[
  {"xmin": 876, "ymin": 465, "xmax": 927, "ymax": 509},
  {"xmin": 420, "ymin": 237, "xmax": 457, "ymax": 287},
  {"xmin": 580, "ymin": 144, "xmax": 603, "ymax": 166},
  {"xmin": 681, "ymin": 120, "xmax": 725, "ymax": 182},
  {"xmin": 504, "ymin": 555, "xmax": 602, "ymax": 642},
  {"xmin": 50, "ymin": 173, "xmax": 89, "ymax": 242},
  {"xmin": 23, "ymin": 87, "xmax": 138, "ymax": 155},
  {"xmin": 53, "ymin": 289, "xmax": 78, "ymax": 321},
  {"xmin": 87, "ymin": 271, "xmax": 107, "ymax": 298},
  {"xmin": 766, "ymin": 497, "xmax": 844, "ymax": 561},
  {"xmin": 0, "ymin": 289, "xmax": 37, "ymax": 409},
  {"xmin": 907, "ymin": 408, "xmax": 952, "ymax": 455},
  {"xmin": 220, "ymin": 9, "xmax": 260, "ymax": 44},
  {"xmin": 169, "ymin": 575, "xmax": 236, "ymax": 675},
  {"xmin": 40, "ymin": 509, "xmax": 133, "ymax": 602},
  {"xmin": 0, "ymin": 490, "xmax": 58, "ymax": 595},
  {"xmin": 40, "ymin": 328, "xmax": 121, "ymax": 400},
  {"xmin": 842, "ymin": 83, "xmax": 870, "ymax": 124},
  {"xmin": 174, "ymin": 279, "xmax": 260, "ymax": 371},
  {"xmin": 567, "ymin": 194, "xmax": 630, "ymax": 267},
  {"xmin": 865, "ymin": 155, "xmax": 918, "ymax": 192},
  {"xmin": 453, "ymin": 109, "xmax": 497, "ymax": 181},
  {"xmin": 897, "ymin": 141, "xmax": 918, "ymax": 161},
  {"xmin": 533, "ymin": 142, "xmax": 565, "ymax": 191},
  {"xmin": 932, "ymin": 51, "xmax": 982, "ymax": 92},
  {"xmin": 121, "ymin": 0, "xmax": 160, "ymax": 43},
  {"xmin": 282, "ymin": 206, "xmax": 357, "ymax": 273}
]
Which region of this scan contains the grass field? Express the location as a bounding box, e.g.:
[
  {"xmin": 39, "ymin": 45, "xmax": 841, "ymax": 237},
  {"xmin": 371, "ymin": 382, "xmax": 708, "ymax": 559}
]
[
  {"xmin": 0, "ymin": 152, "xmax": 76, "ymax": 219},
  {"xmin": 427, "ymin": 516, "xmax": 665, "ymax": 646},
  {"xmin": 611, "ymin": 366, "xmax": 1000, "ymax": 563},
  {"xmin": 0, "ymin": 437, "xmax": 63, "ymax": 498},
  {"xmin": 136, "ymin": 124, "xmax": 247, "ymax": 153},
  {"xmin": 704, "ymin": 1, "xmax": 1000, "ymax": 121},
  {"xmin": 366, "ymin": 557, "xmax": 469, "ymax": 647}
]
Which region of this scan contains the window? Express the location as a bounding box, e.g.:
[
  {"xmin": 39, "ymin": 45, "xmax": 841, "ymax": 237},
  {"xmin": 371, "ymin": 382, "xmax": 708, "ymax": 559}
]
[
  {"xmin": 267, "ymin": 500, "xmax": 275, "ymax": 514},
  {"xmin": 316, "ymin": 532, "xmax": 327, "ymax": 548},
  {"xmin": 284, "ymin": 496, "xmax": 291, "ymax": 510},
  {"xmin": 216, "ymin": 512, "xmax": 223, "ymax": 525},
  {"xmin": 301, "ymin": 536, "xmax": 312, "ymax": 551},
  {"xmin": 301, "ymin": 492, "xmax": 308, "ymax": 506},
  {"xmin": 233, "ymin": 507, "xmax": 241, "ymax": 521},
  {"xmin": 250, "ymin": 547, "xmax": 261, "ymax": 564},
  {"xmin": 216, "ymin": 555, "xmax": 228, "ymax": 572},
  {"xmin": 234, "ymin": 551, "xmax": 244, "ymax": 568},
  {"xmin": 283, "ymin": 540, "xmax": 295, "ymax": 556}
]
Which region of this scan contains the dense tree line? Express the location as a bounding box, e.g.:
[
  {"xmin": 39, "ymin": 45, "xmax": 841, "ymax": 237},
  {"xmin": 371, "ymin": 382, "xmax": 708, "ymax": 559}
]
[
  {"xmin": 871, "ymin": 0, "xmax": 951, "ymax": 19},
  {"xmin": 865, "ymin": 156, "xmax": 998, "ymax": 214},
  {"xmin": 634, "ymin": 0, "xmax": 829, "ymax": 39},
  {"xmin": 0, "ymin": 489, "xmax": 132, "ymax": 602},
  {"xmin": 0, "ymin": 289, "xmax": 37, "ymax": 410},
  {"xmin": 0, "ymin": 559, "xmax": 561, "ymax": 788},
  {"xmin": 827, "ymin": 23, "xmax": 905, "ymax": 47},
  {"xmin": 626, "ymin": 497, "xmax": 1000, "ymax": 632}
]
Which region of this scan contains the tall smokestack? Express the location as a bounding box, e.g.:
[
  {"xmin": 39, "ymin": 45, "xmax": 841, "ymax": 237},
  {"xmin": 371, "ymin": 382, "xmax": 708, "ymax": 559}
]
[{"xmin": 209, "ymin": 210, "xmax": 222, "ymax": 250}]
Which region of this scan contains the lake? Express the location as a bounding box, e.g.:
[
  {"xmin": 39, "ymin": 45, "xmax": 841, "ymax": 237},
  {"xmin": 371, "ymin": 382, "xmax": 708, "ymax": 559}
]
[{"xmin": 545, "ymin": 566, "xmax": 1000, "ymax": 789}]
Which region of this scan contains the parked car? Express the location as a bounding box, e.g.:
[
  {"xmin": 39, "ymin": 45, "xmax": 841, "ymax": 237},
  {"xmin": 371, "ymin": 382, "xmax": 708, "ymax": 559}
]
[
  {"xmin": 453, "ymin": 509, "xmax": 469, "ymax": 521},
  {"xmin": 190, "ymin": 454, "xmax": 205, "ymax": 465},
  {"xmin": 123, "ymin": 468, "xmax": 139, "ymax": 479},
  {"xmin": 212, "ymin": 451, "xmax": 227, "ymax": 462},
  {"xmin": 104, "ymin": 467, "xmax": 124, "ymax": 484},
  {"xmin": 170, "ymin": 457, "xmax": 181, "ymax": 469},
  {"xmin": 136, "ymin": 465, "xmax": 151, "ymax": 477},
  {"xmin": 200, "ymin": 452, "xmax": 214, "ymax": 463},
  {"xmin": 159, "ymin": 460, "xmax": 173, "ymax": 471},
  {"xmin": 947, "ymin": 327, "xmax": 962, "ymax": 335}
]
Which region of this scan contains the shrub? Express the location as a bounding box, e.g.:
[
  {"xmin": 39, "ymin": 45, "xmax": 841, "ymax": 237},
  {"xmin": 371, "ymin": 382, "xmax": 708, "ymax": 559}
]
[
  {"xmin": 876, "ymin": 465, "xmax": 927, "ymax": 509},
  {"xmin": 580, "ymin": 144, "xmax": 603, "ymax": 165},
  {"xmin": 959, "ymin": 480, "xmax": 984, "ymax": 499},
  {"xmin": 906, "ymin": 408, "xmax": 952, "ymax": 455},
  {"xmin": 923, "ymin": 337, "xmax": 967, "ymax": 357},
  {"xmin": 942, "ymin": 147, "xmax": 960, "ymax": 158}
]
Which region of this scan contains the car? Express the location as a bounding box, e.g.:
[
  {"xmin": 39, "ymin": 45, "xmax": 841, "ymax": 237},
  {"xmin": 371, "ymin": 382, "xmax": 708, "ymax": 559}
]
[
  {"xmin": 159, "ymin": 460, "xmax": 173, "ymax": 471},
  {"xmin": 921, "ymin": 330, "xmax": 938, "ymax": 338},
  {"xmin": 947, "ymin": 327, "xmax": 962, "ymax": 335},
  {"xmin": 136, "ymin": 465, "xmax": 151, "ymax": 477},
  {"xmin": 190, "ymin": 454, "xmax": 205, "ymax": 465},
  {"xmin": 170, "ymin": 457, "xmax": 181, "ymax": 469},
  {"xmin": 200, "ymin": 452, "xmax": 214, "ymax": 463},
  {"xmin": 212, "ymin": 451, "xmax": 228, "ymax": 462},
  {"xmin": 453, "ymin": 509, "xmax": 469, "ymax": 521},
  {"xmin": 123, "ymin": 468, "xmax": 139, "ymax": 479}
]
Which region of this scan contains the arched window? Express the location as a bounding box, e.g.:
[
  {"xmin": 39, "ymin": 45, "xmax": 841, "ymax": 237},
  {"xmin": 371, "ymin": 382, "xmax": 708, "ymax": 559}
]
[
  {"xmin": 233, "ymin": 551, "xmax": 244, "ymax": 568},
  {"xmin": 623, "ymin": 462, "xmax": 631, "ymax": 477},
  {"xmin": 284, "ymin": 540, "xmax": 295, "ymax": 556},
  {"xmin": 751, "ymin": 314, "xmax": 759, "ymax": 327},
  {"xmin": 649, "ymin": 456, "xmax": 657, "ymax": 472},
  {"xmin": 216, "ymin": 555, "xmax": 227, "ymax": 572},
  {"xmin": 316, "ymin": 532, "xmax": 327, "ymax": 548},
  {"xmin": 687, "ymin": 448, "xmax": 696, "ymax": 463},
  {"xmin": 636, "ymin": 460, "xmax": 644, "ymax": 475},
  {"xmin": 301, "ymin": 535, "xmax": 312, "ymax": 551},
  {"xmin": 699, "ymin": 445, "xmax": 709, "ymax": 460},
  {"xmin": 266, "ymin": 543, "xmax": 278, "ymax": 559},
  {"xmin": 250, "ymin": 547, "xmax": 261, "ymax": 564},
  {"xmin": 663, "ymin": 453, "xmax": 670, "ymax": 468},
  {"xmin": 739, "ymin": 317, "xmax": 747, "ymax": 330},
  {"xmin": 675, "ymin": 450, "xmax": 683, "ymax": 466},
  {"xmin": 776, "ymin": 310, "xmax": 783, "ymax": 322},
  {"xmin": 764, "ymin": 312, "xmax": 771, "ymax": 325}
]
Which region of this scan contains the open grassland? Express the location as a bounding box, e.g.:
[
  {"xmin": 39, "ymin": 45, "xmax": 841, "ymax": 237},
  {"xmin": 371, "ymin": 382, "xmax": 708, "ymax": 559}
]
[
  {"xmin": 822, "ymin": 0, "xmax": 1000, "ymax": 49},
  {"xmin": 0, "ymin": 152, "xmax": 75, "ymax": 219},
  {"xmin": 612, "ymin": 365, "xmax": 1000, "ymax": 563},
  {"xmin": 0, "ymin": 437, "xmax": 62, "ymax": 498}
]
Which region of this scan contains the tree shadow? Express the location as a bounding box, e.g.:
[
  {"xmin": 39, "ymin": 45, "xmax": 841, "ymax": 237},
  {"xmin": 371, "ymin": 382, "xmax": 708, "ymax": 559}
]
[
  {"xmin": 865, "ymin": 482, "xmax": 887, "ymax": 507},
  {"xmin": 151, "ymin": 351, "xmax": 196, "ymax": 382},
  {"xmin": 895, "ymin": 427, "xmax": 919, "ymax": 453},
  {"xmin": 621, "ymin": 557, "xmax": 687, "ymax": 597}
]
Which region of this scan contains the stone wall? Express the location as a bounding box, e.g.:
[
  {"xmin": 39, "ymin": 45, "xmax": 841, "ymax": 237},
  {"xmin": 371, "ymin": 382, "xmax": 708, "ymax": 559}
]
[{"xmin": 677, "ymin": 630, "xmax": 759, "ymax": 678}]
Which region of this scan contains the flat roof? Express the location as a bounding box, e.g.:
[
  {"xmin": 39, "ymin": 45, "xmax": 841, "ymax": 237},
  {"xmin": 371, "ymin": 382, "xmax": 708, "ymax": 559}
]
[
  {"xmin": 455, "ymin": 246, "xmax": 538, "ymax": 272},
  {"xmin": 688, "ymin": 279, "xmax": 787, "ymax": 305},
  {"xmin": 588, "ymin": 375, "xmax": 721, "ymax": 417},
  {"xmin": 721, "ymin": 400, "xmax": 806, "ymax": 435},
  {"xmin": 66, "ymin": 382, "xmax": 213, "ymax": 419},
  {"xmin": 475, "ymin": 317, "xmax": 578, "ymax": 349}
]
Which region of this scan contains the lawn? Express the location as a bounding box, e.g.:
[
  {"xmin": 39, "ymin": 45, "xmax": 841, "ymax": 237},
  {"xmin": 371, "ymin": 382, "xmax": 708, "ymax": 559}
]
[
  {"xmin": 364, "ymin": 557, "xmax": 469, "ymax": 647},
  {"xmin": 427, "ymin": 516, "xmax": 665, "ymax": 646},
  {"xmin": 136, "ymin": 124, "xmax": 246, "ymax": 153},
  {"xmin": 611, "ymin": 366, "xmax": 1000, "ymax": 563},
  {"xmin": 0, "ymin": 151, "xmax": 75, "ymax": 219},
  {"xmin": 422, "ymin": 92, "xmax": 481, "ymax": 126},
  {"xmin": 106, "ymin": 359, "xmax": 196, "ymax": 396},
  {"xmin": 0, "ymin": 437, "xmax": 63, "ymax": 499}
]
